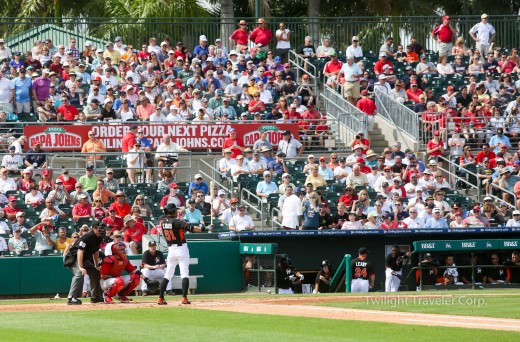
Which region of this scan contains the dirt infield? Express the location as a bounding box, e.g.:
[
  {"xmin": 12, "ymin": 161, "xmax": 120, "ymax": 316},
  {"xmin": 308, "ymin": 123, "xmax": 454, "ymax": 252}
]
[{"xmin": 1, "ymin": 295, "xmax": 519, "ymax": 332}]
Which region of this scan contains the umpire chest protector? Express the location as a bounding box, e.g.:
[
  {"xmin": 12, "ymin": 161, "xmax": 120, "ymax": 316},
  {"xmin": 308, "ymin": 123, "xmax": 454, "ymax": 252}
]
[{"xmin": 161, "ymin": 217, "xmax": 189, "ymax": 246}]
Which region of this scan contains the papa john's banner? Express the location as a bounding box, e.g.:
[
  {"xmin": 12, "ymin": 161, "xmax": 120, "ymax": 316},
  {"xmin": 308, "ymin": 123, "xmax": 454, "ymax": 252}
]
[{"xmin": 24, "ymin": 123, "xmax": 299, "ymax": 151}]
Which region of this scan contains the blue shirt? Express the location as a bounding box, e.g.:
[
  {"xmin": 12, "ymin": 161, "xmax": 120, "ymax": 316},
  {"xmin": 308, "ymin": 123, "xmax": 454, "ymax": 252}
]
[
  {"xmin": 184, "ymin": 208, "xmax": 203, "ymax": 224},
  {"xmin": 13, "ymin": 76, "xmax": 32, "ymax": 102},
  {"xmin": 302, "ymin": 202, "xmax": 319, "ymax": 229},
  {"xmin": 137, "ymin": 137, "xmax": 152, "ymax": 149},
  {"xmin": 268, "ymin": 161, "xmax": 285, "ymax": 176},
  {"xmin": 193, "ymin": 45, "xmax": 209, "ymax": 57},
  {"xmin": 318, "ymin": 166, "xmax": 334, "ymax": 180},
  {"xmin": 424, "ymin": 217, "xmax": 448, "ymax": 228},
  {"xmin": 489, "ymin": 135, "xmax": 511, "ymax": 153},
  {"xmin": 188, "ymin": 180, "xmax": 209, "ymax": 196},
  {"xmin": 256, "ymin": 180, "xmax": 278, "ymax": 195}
]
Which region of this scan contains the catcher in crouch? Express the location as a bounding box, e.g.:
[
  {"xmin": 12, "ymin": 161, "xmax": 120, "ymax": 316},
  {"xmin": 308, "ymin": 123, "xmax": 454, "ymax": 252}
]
[{"xmin": 100, "ymin": 242, "xmax": 158, "ymax": 303}]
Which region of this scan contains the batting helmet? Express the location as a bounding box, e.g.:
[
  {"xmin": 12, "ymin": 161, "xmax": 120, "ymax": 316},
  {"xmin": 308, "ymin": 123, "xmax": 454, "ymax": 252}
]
[
  {"xmin": 280, "ymin": 254, "xmax": 291, "ymax": 265},
  {"xmin": 112, "ymin": 242, "xmax": 126, "ymax": 259},
  {"xmin": 321, "ymin": 260, "xmax": 330, "ymax": 267},
  {"xmin": 163, "ymin": 203, "xmax": 177, "ymax": 216}
]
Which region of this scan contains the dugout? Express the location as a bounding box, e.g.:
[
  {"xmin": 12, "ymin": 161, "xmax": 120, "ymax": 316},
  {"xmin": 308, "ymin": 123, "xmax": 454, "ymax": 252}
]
[
  {"xmin": 410, "ymin": 238, "xmax": 520, "ymax": 291},
  {"xmin": 224, "ymin": 228, "xmax": 520, "ymax": 292}
]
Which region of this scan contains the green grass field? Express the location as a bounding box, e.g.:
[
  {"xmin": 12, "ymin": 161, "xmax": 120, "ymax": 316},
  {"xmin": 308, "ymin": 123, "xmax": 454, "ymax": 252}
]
[
  {"xmin": 1, "ymin": 291, "xmax": 519, "ymax": 341},
  {"xmin": 0, "ymin": 307, "xmax": 519, "ymax": 342},
  {"xmin": 316, "ymin": 292, "xmax": 520, "ymax": 319}
]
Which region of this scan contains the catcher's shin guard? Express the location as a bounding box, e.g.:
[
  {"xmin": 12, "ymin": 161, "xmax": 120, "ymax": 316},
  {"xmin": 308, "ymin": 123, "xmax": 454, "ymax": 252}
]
[
  {"xmin": 106, "ymin": 277, "xmax": 125, "ymax": 297},
  {"xmin": 120, "ymin": 273, "xmax": 141, "ymax": 296}
]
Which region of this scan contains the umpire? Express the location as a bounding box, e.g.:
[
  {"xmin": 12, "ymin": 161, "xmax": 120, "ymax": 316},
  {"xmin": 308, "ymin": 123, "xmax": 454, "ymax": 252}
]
[{"xmin": 65, "ymin": 221, "xmax": 108, "ymax": 305}]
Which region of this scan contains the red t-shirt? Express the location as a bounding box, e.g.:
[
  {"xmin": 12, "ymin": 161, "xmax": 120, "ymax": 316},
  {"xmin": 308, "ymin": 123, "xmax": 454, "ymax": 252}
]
[
  {"xmin": 4, "ymin": 205, "xmax": 22, "ymax": 222},
  {"xmin": 56, "ymin": 175, "xmax": 76, "ymax": 192},
  {"xmin": 108, "ymin": 202, "xmax": 131, "ymax": 218},
  {"xmin": 476, "ymin": 151, "xmax": 496, "ymax": 164},
  {"xmin": 223, "ymin": 137, "xmax": 245, "ymax": 158},
  {"xmin": 324, "ymin": 60, "xmax": 343, "ymax": 74},
  {"xmin": 249, "ymin": 27, "xmax": 273, "ymax": 46},
  {"xmin": 124, "ymin": 222, "xmax": 147, "ymax": 243},
  {"xmin": 432, "ymin": 24, "xmax": 454, "ymax": 43},
  {"xmin": 338, "ymin": 194, "xmax": 358, "ymax": 207},
  {"xmin": 102, "ymin": 216, "xmax": 124, "ymax": 231},
  {"xmin": 121, "ymin": 132, "xmax": 136, "ymax": 153},
  {"xmin": 230, "ymin": 29, "xmax": 249, "ymax": 45},
  {"xmin": 356, "ymin": 98, "xmax": 377, "ymax": 115},
  {"xmin": 72, "ymin": 203, "xmax": 92, "ymax": 221},
  {"xmin": 57, "ymin": 104, "xmax": 79, "ymax": 121},
  {"xmin": 373, "ymin": 60, "xmax": 393, "ymax": 75},
  {"xmin": 427, "ymin": 140, "xmax": 444, "ymax": 157},
  {"xmin": 388, "ymin": 186, "xmax": 407, "ymax": 198}
]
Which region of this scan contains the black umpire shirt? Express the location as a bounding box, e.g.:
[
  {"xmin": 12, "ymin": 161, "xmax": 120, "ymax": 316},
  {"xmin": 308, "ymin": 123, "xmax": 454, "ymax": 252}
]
[{"xmin": 69, "ymin": 231, "xmax": 102, "ymax": 262}]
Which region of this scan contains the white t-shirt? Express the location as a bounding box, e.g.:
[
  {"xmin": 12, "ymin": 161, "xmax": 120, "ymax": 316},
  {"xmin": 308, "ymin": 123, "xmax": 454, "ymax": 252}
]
[
  {"xmin": 469, "ymin": 22, "xmax": 496, "ymax": 45},
  {"xmin": 0, "ymin": 77, "xmax": 14, "ymax": 104},
  {"xmin": 346, "ymin": 45, "xmax": 363, "ymax": 58},
  {"xmin": 281, "ymin": 195, "xmax": 302, "ymax": 229},
  {"xmin": 276, "ymin": 29, "xmax": 291, "ymax": 49},
  {"xmin": 229, "ymin": 214, "xmax": 254, "ymax": 231},
  {"xmin": 334, "ymin": 165, "xmax": 352, "ymax": 183},
  {"xmin": 277, "ymin": 139, "xmax": 302, "ymax": 158}
]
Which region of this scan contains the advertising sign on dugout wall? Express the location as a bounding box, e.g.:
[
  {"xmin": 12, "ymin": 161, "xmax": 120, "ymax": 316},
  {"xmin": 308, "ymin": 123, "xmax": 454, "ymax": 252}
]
[{"xmin": 24, "ymin": 123, "xmax": 299, "ymax": 151}]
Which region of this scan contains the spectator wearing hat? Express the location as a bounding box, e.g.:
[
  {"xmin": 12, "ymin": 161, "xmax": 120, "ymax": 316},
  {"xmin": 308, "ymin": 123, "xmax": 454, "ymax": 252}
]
[
  {"xmin": 334, "ymin": 157, "xmax": 352, "ymax": 184},
  {"xmin": 463, "ymin": 205, "xmax": 490, "ymax": 227},
  {"xmin": 348, "ymin": 131, "xmax": 370, "ymax": 154},
  {"xmin": 1, "ymin": 145, "xmax": 22, "ymax": 171},
  {"xmin": 356, "ymin": 90, "xmax": 377, "ymax": 132},
  {"xmin": 101, "ymin": 208, "xmax": 123, "ymax": 232},
  {"xmin": 277, "ymin": 130, "xmax": 303, "ymax": 158},
  {"xmin": 424, "ymin": 208, "xmax": 449, "ymax": 228},
  {"xmin": 506, "ymin": 210, "xmax": 520, "ymax": 227},
  {"xmin": 29, "ymin": 218, "xmax": 57, "ymax": 252},
  {"xmin": 448, "ymin": 127, "xmax": 466, "ymax": 160},
  {"xmin": 123, "ymin": 214, "xmax": 147, "ymax": 254},
  {"xmin": 269, "ymin": 152, "xmax": 289, "ymax": 177},
  {"xmin": 184, "ymin": 199, "xmax": 205, "ymax": 232},
  {"xmin": 374, "ymin": 74, "xmax": 391, "ymax": 95},
  {"xmin": 374, "ymin": 51, "xmax": 394, "ymax": 77},
  {"xmin": 12, "ymin": 67, "xmax": 33, "ymax": 114},
  {"xmin": 228, "ymin": 204, "xmax": 255, "ymax": 231},
  {"xmin": 103, "ymin": 42, "xmax": 121, "ymax": 64},
  {"xmin": 219, "ymin": 197, "xmax": 238, "ymax": 225},
  {"xmin": 46, "ymin": 178, "xmax": 71, "ymax": 205},
  {"xmin": 431, "ymin": 16, "xmax": 456, "ymax": 57},
  {"xmin": 77, "ymin": 165, "xmax": 97, "ymax": 191},
  {"xmin": 343, "ymin": 36, "xmax": 362, "ymax": 58},
  {"xmin": 470, "ymin": 14, "xmax": 496, "ymax": 57},
  {"xmin": 222, "ymin": 128, "xmax": 245, "ymax": 159},
  {"xmin": 323, "ymin": 51, "xmax": 343, "ymax": 89},
  {"xmin": 249, "ymin": 18, "xmax": 273, "ymax": 51},
  {"xmin": 317, "ymin": 157, "xmax": 334, "ymax": 180},
  {"xmin": 219, "ymin": 148, "xmax": 237, "ymax": 178},
  {"xmin": 256, "ymin": 170, "xmax": 279, "ymax": 203},
  {"xmin": 72, "ymin": 194, "xmax": 92, "ymax": 222},
  {"xmin": 193, "ymin": 35, "xmax": 209, "ymax": 58},
  {"xmin": 188, "ymin": 173, "xmax": 209, "ymax": 197},
  {"xmin": 489, "ymin": 128, "xmax": 511, "ymax": 153},
  {"xmin": 211, "ymin": 189, "xmax": 230, "ymax": 217},
  {"xmin": 498, "ymin": 166, "xmax": 520, "ymax": 205},
  {"xmin": 108, "ymin": 191, "xmax": 131, "ymax": 218},
  {"xmin": 102, "ymin": 168, "xmax": 119, "ymax": 192}
]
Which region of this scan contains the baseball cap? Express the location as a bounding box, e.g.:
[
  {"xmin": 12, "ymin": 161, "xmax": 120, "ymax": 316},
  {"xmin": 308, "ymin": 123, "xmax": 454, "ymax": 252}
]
[
  {"xmin": 379, "ymin": 52, "xmax": 387, "ymax": 57},
  {"xmin": 361, "ymin": 90, "xmax": 368, "ymax": 96},
  {"xmin": 218, "ymin": 189, "xmax": 226, "ymax": 196},
  {"xmin": 358, "ymin": 247, "xmax": 369, "ymax": 254},
  {"xmin": 169, "ymin": 182, "xmax": 179, "ymax": 189},
  {"xmin": 123, "ymin": 215, "xmax": 135, "ymax": 224},
  {"xmin": 187, "ymin": 198, "xmax": 196, "ymax": 204},
  {"xmin": 432, "ymin": 208, "xmax": 441, "ymax": 213},
  {"xmin": 148, "ymin": 241, "xmax": 157, "ymax": 247},
  {"xmin": 194, "ymin": 174, "xmax": 203, "ymax": 180},
  {"xmin": 443, "ymin": 15, "xmax": 450, "ymax": 21},
  {"xmin": 339, "ymin": 157, "xmax": 346, "ymax": 162},
  {"xmin": 263, "ymin": 170, "xmax": 271, "ymax": 176}
]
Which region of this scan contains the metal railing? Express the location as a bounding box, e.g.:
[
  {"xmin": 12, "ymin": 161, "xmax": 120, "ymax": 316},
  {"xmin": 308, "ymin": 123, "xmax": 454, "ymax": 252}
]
[
  {"xmin": 375, "ymin": 89, "xmax": 420, "ymax": 142},
  {"xmin": 322, "ymin": 84, "xmax": 367, "ymax": 144},
  {"xmin": 3, "ymin": 16, "xmax": 520, "ymax": 57},
  {"xmin": 288, "ymin": 49, "xmax": 318, "ymax": 89},
  {"xmin": 437, "ymin": 155, "xmax": 482, "ymax": 203}
]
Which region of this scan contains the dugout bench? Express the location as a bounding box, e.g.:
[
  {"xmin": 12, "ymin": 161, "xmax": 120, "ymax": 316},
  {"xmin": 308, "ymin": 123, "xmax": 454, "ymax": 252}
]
[{"xmin": 410, "ymin": 238, "xmax": 520, "ymax": 291}]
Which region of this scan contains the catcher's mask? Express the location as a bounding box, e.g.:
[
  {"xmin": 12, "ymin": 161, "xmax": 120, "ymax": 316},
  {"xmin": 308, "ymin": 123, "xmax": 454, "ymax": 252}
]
[{"xmin": 112, "ymin": 242, "xmax": 127, "ymax": 259}]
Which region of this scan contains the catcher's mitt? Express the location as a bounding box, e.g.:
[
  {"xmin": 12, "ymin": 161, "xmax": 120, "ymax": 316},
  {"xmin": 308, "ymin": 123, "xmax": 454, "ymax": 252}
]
[{"xmin": 145, "ymin": 279, "xmax": 160, "ymax": 294}]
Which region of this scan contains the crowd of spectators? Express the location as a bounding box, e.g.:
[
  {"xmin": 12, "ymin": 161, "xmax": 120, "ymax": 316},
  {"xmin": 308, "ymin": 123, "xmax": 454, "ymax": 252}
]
[{"xmin": 2, "ymin": 14, "xmax": 520, "ymax": 259}]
